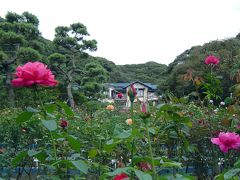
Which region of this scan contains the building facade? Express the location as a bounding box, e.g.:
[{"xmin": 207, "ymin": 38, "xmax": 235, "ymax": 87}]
[{"xmin": 105, "ymin": 81, "xmax": 158, "ymax": 106}]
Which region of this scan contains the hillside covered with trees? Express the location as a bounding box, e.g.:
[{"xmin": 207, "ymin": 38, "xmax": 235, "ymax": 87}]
[
  {"xmin": 97, "ymin": 34, "xmax": 240, "ymax": 100},
  {"xmin": 164, "ymin": 35, "xmax": 240, "ymax": 99}
]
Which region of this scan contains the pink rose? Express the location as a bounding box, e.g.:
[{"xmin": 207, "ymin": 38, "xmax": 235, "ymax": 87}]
[
  {"xmin": 12, "ymin": 62, "xmax": 58, "ymax": 87},
  {"xmin": 211, "ymin": 132, "xmax": 240, "ymax": 153},
  {"xmin": 205, "ymin": 55, "xmax": 219, "ymax": 65}
]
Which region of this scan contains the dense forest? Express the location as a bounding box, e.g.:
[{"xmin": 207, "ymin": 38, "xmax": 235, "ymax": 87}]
[{"xmin": 1, "ymin": 11, "xmax": 240, "ymax": 108}]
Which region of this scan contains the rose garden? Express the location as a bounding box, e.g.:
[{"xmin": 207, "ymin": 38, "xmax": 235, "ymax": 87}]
[
  {"xmin": 0, "ymin": 12, "xmax": 240, "ymax": 180},
  {"xmin": 0, "ymin": 56, "xmax": 239, "ymax": 180}
]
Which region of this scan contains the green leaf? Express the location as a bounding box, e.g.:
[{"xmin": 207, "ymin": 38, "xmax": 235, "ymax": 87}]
[
  {"xmin": 51, "ymin": 160, "xmax": 73, "ymax": 169},
  {"xmin": 67, "ymin": 135, "xmax": 81, "ymax": 152},
  {"xmin": 12, "ymin": 151, "xmax": 27, "ymax": 166},
  {"xmin": 132, "ymin": 128, "xmax": 143, "ymax": 138},
  {"xmin": 104, "ymin": 139, "xmax": 121, "ymax": 152},
  {"xmin": 224, "ymin": 168, "xmax": 240, "ymax": 179},
  {"xmin": 88, "ymin": 149, "xmax": 98, "ymax": 158},
  {"xmin": 46, "ymin": 112, "xmax": 56, "ymax": 119},
  {"xmin": 234, "ymin": 159, "xmax": 240, "ymax": 167},
  {"xmin": 160, "ymin": 157, "xmax": 182, "ymax": 168},
  {"xmin": 16, "ymin": 111, "xmax": 33, "ymax": 123},
  {"xmin": 56, "ymin": 101, "xmax": 74, "ymax": 116},
  {"xmin": 134, "ymin": 169, "xmax": 152, "ymax": 180},
  {"xmin": 148, "ymin": 127, "xmax": 156, "ymax": 135},
  {"xmin": 159, "ymin": 174, "xmax": 196, "ymax": 180},
  {"xmin": 113, "ymin": 124, "xmax": 122, "ymax": 136},
  {"xmin": 161, "ymin": 161, "xmax": 182, "ymax": 168},
  {"xmin": 41, "ymin": 120, "xmax": 57, "ymax": 131},
  {"xmin": 51, "ymin": 132, "xmax": 64, "ymax": 139},
  {"xmin": 215, "ymin": 173, "xmax": 224, "ymax": 180},
  {"xmin": 106, "ymin": 167, "xmax": 131, "ymax": 176},
  {"xmin": 113, "ymin": 125, "xmax": 132, "ymax": 139},
  {"xmin": 34, "ymin": 151, "xmax": 47, "ymax": 162},
  {"xmin": 45, "ymin": 103, "xmax": 57, "ymax": 113},
  {"xmin": 26, "ymin": 107, "xmax": 40, "ymax": 113},
  {"xmin": 71, "ymin": 160, "xmax": 88, "ymax": 174},
  {"xmin": 116, "ymin": 129, "xmax": 132, "ymax": 139},
  {"xmin": 27, "ymin": 150, "xmax": 41, "ymax": 156}
]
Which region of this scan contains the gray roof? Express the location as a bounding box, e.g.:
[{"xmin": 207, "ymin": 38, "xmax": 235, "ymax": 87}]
[{"xmin": 106, "ymin": 81, "xmax": 157, "ymax": 91}]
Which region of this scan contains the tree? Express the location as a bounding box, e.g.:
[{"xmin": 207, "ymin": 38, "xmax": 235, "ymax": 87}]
[
  {"xmin": 81, "ymin": 62, "xmax": 107, "ymax": 99},
  {"xmin": 0, "ymin": 12, "xmax": 41, "ymax": 106},
  {"xmin": 50, "ymin": 23, "xmax": 97, "ymax": 108}
]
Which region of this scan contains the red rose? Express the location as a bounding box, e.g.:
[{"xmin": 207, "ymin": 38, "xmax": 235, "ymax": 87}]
[
  {"xmin": 138, "ymin": 162, "xmax": 152, "ymax": 171},
  {"xmin": 117, "ymin": 93, "xmax": 123, "ymax": 99},
  {"xmin": 130, "ymin": 84, "xmax": 137, "ymax": 96},
  {"xmin": 128, "ymin": 84, "xmax": 137, "ymax": 102},
  {"xmin": 113, "ymin": 173, "xmax": 129, "ymax": 180},
  {"xmin": 60, "ymin": 119, "xmax": 68, "ymax": 128}
]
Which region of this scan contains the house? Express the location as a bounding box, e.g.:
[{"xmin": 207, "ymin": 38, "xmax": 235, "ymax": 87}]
[{"xmin": 104, "ymin": 81, "xmax": 158, "ymax": 106}]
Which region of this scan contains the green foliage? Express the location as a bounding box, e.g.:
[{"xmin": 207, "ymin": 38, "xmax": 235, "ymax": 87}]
[
  {"xmin": 166, "ymin": 37, "xmax": 240, "ymax": 98},
  {"xmin": 71, "ymin": 160, "xmax": 88, "ymax": 174},
  {"xmin": 21, "ymin": 11, "xmax": 39, "ymax": 27},
  {"xmin": 41, "ymin": 120, "xmax": 58, "ymax": 131},
  {"xmin": 53, "ymin": 23, "xmax": 97, "ymax": 52},
  {"xmin": 118, "ymin": 61, "xmax": 167, "ymax": 83},
  {"xmin": 17, "ymin": 47, "xmax": 41, "ymax": 63},
  {"xmin": 0, "ymin": 51, "xmax": 8, "ymax": 62},
  {"xmin": 201, "ymin": 73, "xmax": 223, "ymax": 101},
  {"xmin": 1, "ymin": 90, "xmax": 239, "ymax": 179},
  {"xmin": 48, "ymin": 53, "xmax": 66, "ymax": 65},
  {"xmin": 0, "ymin": 30, "xmax": 24, "ymax": 47},
  {"xmin": 16, "ymin": 111, "xmax": 34, "ymax": 123}
]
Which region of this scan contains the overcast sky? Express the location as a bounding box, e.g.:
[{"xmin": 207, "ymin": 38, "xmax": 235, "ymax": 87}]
[{"xmin": 1, "ymin": 0, "xmax": 240, "ymax": 65}]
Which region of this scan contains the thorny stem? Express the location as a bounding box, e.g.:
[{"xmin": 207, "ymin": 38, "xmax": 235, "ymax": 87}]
[
  {"xmin": 33, "ymin": 86, "xmax": 58, "ymax": 164},
  {"xmin": 130, "ymin": 101, "xmax": 134, "ymax": 180},
  {"xmin": 33, "ymin": 86, "xmax": 46, "ymax": 118},
  {"xmin": 145, "ymin": 124, "xmax": 157, "ymax": 179},
  {"xmin": 50, "ymin": 132, "xmax": 58, "ymax": 162}
]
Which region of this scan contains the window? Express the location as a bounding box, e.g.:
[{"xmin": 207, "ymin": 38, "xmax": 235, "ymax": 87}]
[{"xmin": 137, "ymin": 89, "xmax": 144, "ymax": 97}]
